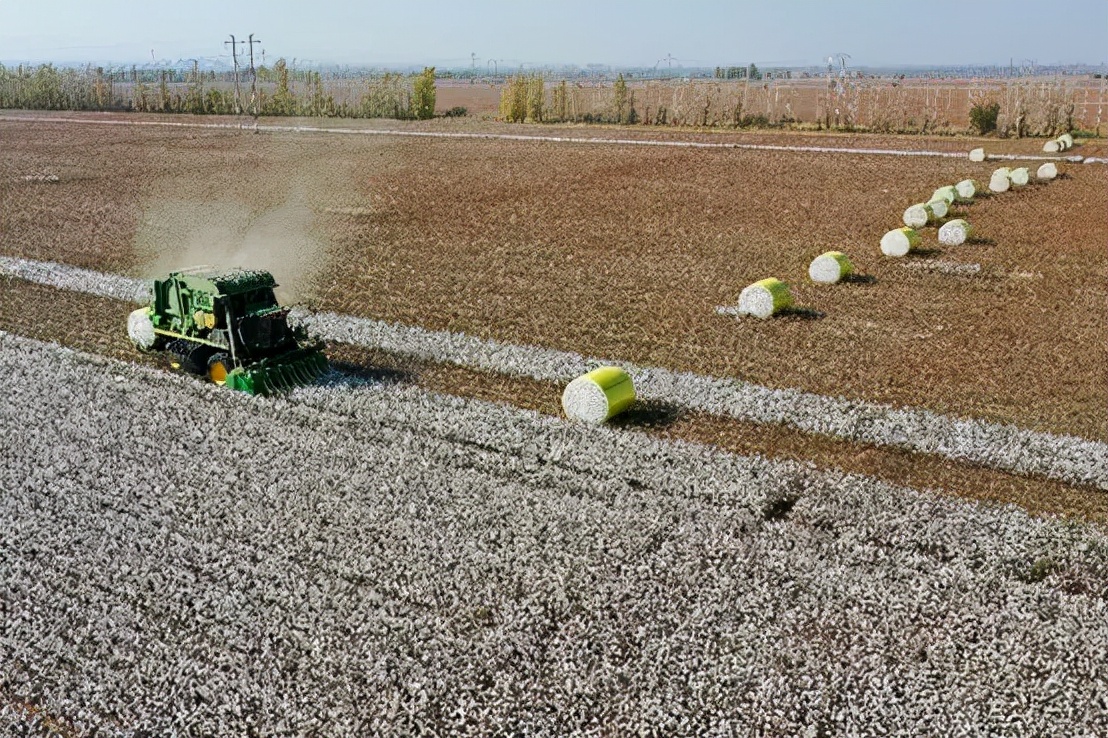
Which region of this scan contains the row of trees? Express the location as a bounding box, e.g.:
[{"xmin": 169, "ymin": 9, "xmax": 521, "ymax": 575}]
[
  {"xmin": 499, "ymin": 73, "xmax": 643, "ymax": 124},
  {"xmin": 497, "ymin": 74, "xmax": 1087, "ymax": 134},
  {"xmin": 0, "ymin": 62, "xmax": 437, "ymax": 120},
  {"xmin": 713, "ymin": 65, "xmax": 761, "ymax": 80}
]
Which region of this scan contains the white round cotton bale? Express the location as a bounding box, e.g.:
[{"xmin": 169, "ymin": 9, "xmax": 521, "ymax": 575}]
[
  {"xmin": 808, "ymin": 251, "xmax": 854, "ymax": 284},
  {"xmin": 989, "ymin": 171, "xmax": 1011, "ymax": 193},
  {"xmin": 927, "ymin": 198, "xmax": 949, "ymax": 219},
  {"xmin": 1036, "ymin": 162, "xmax": 1058, "ymax": 180},
  {"xmin": 1043, "ymin": 139, "xmax": 1061, "ymax": 153},
  {"xmin": 969, "ymin": 148, "xmax": 986, "ymax": 162},
  {"xmin": 903, "ymin": 203, "xmax": 934, "ymax": 228},
  {"xmin": 938, "ymin": 219, "xmax": 973, "ymax": 246},
  {"xmin": 1009, "ymin": 167, "xmax": 1030, "ymax": 186},
  {"xmin": 738, "ymin": 278, "xmax": 793, "ymax": 319},
  {"xmin": 954, "ymin": 179, "xmax": 979, "ymax": 201},
  {"xmin": 127, "ymin": 308, "xmax": 158, "ymax": 350},
  {"xmin": 561, "ymin": 367, "xmax": 636, "ymax": 424},
  {"xmin": 880, "ymin": 227, "xmax": 921, "ymax": 257},
  {"xmin": 1059, "ymin": 133, "xmax": 1074, "ymax": 149}
]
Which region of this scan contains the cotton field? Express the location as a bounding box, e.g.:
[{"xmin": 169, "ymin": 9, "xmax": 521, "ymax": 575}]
[{"xmin": 2, "ymin": 331, "xmax": 1108, "ymax": 735}]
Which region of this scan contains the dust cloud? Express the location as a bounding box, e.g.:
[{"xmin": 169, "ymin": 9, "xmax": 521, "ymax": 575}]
[{"xmin": 133, "ymin": 188, "xmax": 328, "ymax": 305}]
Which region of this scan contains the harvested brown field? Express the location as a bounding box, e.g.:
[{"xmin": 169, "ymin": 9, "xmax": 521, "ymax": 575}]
[{"xmin": 3, "ymin": 113, "xmax": 1102, "ymax": 441}]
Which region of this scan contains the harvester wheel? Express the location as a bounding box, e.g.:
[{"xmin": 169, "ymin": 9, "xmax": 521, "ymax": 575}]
[
  {"xmin": 168, "ymin": 340, "xmax": 212, "ymax": 375},
  {"xmin": 207, "ymin": 353, "xmax": 231, "ymax": 386},
  {"xmin": 127, "ymin": 308, "xmax": 165, "ymax": 352}
]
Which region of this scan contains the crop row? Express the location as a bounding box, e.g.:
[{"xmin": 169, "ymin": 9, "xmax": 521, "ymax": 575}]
[{"xmin": 2, "ymin": 254, "xmax": 1104, "ymax": 490}]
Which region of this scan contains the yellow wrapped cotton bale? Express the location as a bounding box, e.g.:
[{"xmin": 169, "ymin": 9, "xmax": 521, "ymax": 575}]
[
  {"xmin": 808, "ymin": 251, "xmax": 854, "ymax": 284},
  {"xmin": 880, "ymin": 227, "xmax": 921, "ymax": 257},
  {"xmin": 931, "ymin": 186, "xmax": 957, "ymax": 205},
  {"xmin": 927, "ymin": 198, "xmax": 950, "ymax": 219},
  {"xmin": 903, "ymin": 203, "xmax": 935, "ymax": 228},
  {"xmin": 738, "ymin": 278, "xmax": 793, "ymax": 319},
  {"xmin": 938, "ymin": 219, "xmax": 973, "ymax": 246},
  {"xmin": 954, "ymin": 179, "xmax": 980, "ymax": 201},
  {"xmin": 562, "ymin": 366, "xmax": 636, "ymax": 424}
]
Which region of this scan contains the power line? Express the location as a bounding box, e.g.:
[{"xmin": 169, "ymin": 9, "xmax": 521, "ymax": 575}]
[
  {"xmin": 247, "ymin": 34, "xmax": 261, "ymax": 118},
  {"xmin": 224, "ymin": 34, "xmax": 245, "ymax": 114}
]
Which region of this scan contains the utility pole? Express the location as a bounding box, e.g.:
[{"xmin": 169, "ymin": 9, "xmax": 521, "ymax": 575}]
[
  {"xmin": 247, "ymin": 34, "xmax": 261, "ymax": 117},
  {"xmin": 225, "ymin": 34, "xmax": 245, "ymax": 113}
]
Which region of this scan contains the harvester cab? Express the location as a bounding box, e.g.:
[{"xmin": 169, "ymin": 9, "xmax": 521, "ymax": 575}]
[{"xmin": 127, "ymin": 267, "xmax": 328, "ymax": 394}]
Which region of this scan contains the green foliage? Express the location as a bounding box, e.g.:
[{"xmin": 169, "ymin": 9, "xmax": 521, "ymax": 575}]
[
  {"xmin": 443, "ymin": 106, "xmax": 467, "ymax": 117},
  {"xmin": 264, "ymin": 59, "xmax": 297, "ymax": 116},
  {"xmin": 526, "ymin": 76, "xmax": 545, "ymax": 122},
  {"xmin": 413, "ymin": 67, "xmax": 436, "ymax": 120},
  {"xmin": 748, "ymin": 63, "xmax": 761, "ymax": 81},
  {"xmin": 358, "ymin": 72, "xmax": 413, "ymax": 119},
  {"xmin": 715, "ymin": 66, "xmax": 748, "ymax": 80},
  {"xmin": 307, "ymin": 71, "xmax": 336, "ymax": 117},
  {"xmin": 969, "ymin": 99, "xmax": 1001, "ymax": 135},
  {"xmin": 1025, "ymin": 557, "xmax": 1057, "ymax": 583},
  {"xmin": 613, "ymin": 73, "xmax": 628, "ymax": 123},
  {"xmin": 551, "ymin": 80, "xmax": 569, "ymax": 122},
  {"xmin": 498, "ymin": 76, "xmax": 530, "ymax": 122}
]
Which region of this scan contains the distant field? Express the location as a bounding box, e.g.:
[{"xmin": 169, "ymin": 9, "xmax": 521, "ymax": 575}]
[{"xmin": 430, "ymin": 76, "xmax": 1108, "ymax": 133}]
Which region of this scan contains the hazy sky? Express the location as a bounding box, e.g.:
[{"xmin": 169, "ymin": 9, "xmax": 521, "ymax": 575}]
[{"xmin": 1, "ymin": 0, "xmax": 1105, "ymax": 68}]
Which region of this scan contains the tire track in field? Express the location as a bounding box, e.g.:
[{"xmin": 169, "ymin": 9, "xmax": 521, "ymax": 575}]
[{"xmin": 0, "ymin": 114, "xmax": 1096, "ymax": 164}]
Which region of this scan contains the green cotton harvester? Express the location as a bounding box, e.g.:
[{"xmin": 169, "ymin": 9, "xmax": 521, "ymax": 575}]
[{"xmin": 127, "ymin": 267, "xmax": 328, "ymax": 394}]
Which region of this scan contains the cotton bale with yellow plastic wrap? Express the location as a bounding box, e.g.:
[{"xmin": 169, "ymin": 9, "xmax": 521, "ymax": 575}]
[
  {"xmin": 738, "ymin": 278, "xmax": 794, "ymax": 319},
  {"xmin": 938, "ymin": 219, "xmax": 973, "ymax": 246},
  {"xmin": 903, "ymin": 203, "xmax": 936, "ymax": 228},
  {"xmin": 931, "ymin": 186, "xmax": 957, "ymax": 205},
  {"xmin": 562, "ymin": 366, "xmax": 637, "ymax": 424},
  {"xmin": 927, "ymin": 198, "xmax": 950, "ymax": 219},
  {"xmin": 880, "ymin": 227, "xmax": 921, "ymax": 257},
  {"xmin": 954, "ymin": 179, "xmax": 980, "ymax": 201},
  {"xmin": 808, "ymin": 251, "xmax": 854, "ymax": 285}
]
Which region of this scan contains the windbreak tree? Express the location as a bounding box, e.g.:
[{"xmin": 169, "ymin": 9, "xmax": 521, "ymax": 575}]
[
  {"xmin": 413, "ymin": 66, "xmax": 436, "ymax": 120},
  {"xmin": 613, "ymin": 73, "xmax": 628, "ymax": 123}
]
